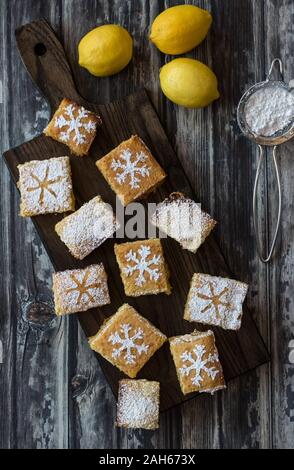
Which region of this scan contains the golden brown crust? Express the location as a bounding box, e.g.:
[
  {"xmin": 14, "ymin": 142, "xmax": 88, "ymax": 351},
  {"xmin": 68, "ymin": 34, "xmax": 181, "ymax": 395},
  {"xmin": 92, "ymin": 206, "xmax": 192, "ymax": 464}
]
[
  {"xmin": 96, "ymin": 135, "xmax": 166, "ymax": 205},
  {"xmin": 89, "ymin": 303, "xmax": 167, "ymax": 378},
  {"xmin": 169, "ymin": 330, "xmax": 226, "ymax": 395},
  {"xmin": 114, "ymin": 239, "xmax": 171, "ymax": 297},
  {"xmin": 44, "ymin": 98, "xmax": 101, "ymax": 156}
]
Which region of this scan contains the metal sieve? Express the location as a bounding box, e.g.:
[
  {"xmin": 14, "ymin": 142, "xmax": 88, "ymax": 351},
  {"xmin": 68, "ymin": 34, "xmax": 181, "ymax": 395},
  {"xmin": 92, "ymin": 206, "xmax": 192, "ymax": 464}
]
[{"xmin": 237, "ymin": 58, "xmax": 294, "ymax": 262}]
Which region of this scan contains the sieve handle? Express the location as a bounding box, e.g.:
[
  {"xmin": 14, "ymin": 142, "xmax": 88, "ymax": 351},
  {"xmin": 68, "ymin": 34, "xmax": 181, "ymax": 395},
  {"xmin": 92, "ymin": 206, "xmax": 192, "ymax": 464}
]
[
  {"xmin": 253, "ymin": 145, "xmax": 282, "ymax": 263},
  {"xmin": 266, "ymin": 58, "xmax": 284, "ymax": 82}
]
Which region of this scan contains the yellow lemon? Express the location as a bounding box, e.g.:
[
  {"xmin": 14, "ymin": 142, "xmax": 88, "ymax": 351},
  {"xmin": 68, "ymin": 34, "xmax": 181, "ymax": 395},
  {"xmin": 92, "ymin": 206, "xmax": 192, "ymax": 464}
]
[
  {"xmin": 78, "ymin": 25, "xmax": 133, "ymax": 77},
  {"xmin": 149, "ymin": 4, "xmax": 212, "ymax": 55},
  {"xmin": 159, "ymin": 58, "xmax": 220, "ymax": 108}
]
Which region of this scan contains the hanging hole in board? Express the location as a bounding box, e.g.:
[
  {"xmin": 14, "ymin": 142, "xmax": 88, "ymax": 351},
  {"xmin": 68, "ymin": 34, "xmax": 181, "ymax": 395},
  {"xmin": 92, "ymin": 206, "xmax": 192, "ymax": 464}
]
[{"xmin": 34, "ymin": 43, "xmax": 47, "ymax": 56}]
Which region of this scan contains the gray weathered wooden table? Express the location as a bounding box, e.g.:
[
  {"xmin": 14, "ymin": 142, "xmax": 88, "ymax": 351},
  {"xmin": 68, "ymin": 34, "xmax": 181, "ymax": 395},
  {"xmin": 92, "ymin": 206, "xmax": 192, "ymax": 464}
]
[{"xmin": 1, "ymin": 0, "xmax": 293, "ymax": 449}]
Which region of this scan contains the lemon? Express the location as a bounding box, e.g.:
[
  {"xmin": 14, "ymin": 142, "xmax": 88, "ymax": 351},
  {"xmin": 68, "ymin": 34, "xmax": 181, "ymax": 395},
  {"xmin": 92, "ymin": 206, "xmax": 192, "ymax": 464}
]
[
  {"xmin": 78, "ymin": 25, "xmax": 133, "ymax": 77},
  {"xmin": 159, "ymin": 58, "xmax": 219, "ymax": 108},
  {"xmin": 149, "ymin": 5, "xmax": 212, "ymax": 55}
]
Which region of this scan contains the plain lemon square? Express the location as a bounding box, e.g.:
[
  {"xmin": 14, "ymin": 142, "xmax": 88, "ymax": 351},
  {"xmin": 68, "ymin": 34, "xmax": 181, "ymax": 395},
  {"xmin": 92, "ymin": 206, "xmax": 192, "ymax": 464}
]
[
  {"xmin": 116, "ymin": 379, "xmax": 160, "ymax": 430},
  {"xmin": 55, "ymin": 195, "xmax": 119, "ymax": 259},
  {"xmin": 151, "ymin": 192, "xmax": 216, "ymax": 253}
]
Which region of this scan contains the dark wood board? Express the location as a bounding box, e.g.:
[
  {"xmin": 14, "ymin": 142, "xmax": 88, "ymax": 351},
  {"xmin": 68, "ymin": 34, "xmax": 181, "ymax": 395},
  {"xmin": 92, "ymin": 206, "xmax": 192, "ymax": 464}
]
[
  {"xmin": 3, "ymin": 19, "xmax": 269, "ymax": 412},
  {"xmin": 3, "ymin": 0, "xmax": 294, "ymax": 450}
]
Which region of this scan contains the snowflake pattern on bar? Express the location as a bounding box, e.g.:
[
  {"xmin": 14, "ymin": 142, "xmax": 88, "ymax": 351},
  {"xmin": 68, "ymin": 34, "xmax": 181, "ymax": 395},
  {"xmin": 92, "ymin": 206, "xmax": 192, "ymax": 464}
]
[
  {"xmin": 27, "ymin": 165, "xmax": 64, "ymax": 205},
  {"xmin": 109, "ymin": 323, "xmax": 149, "ymax": 364},
  {"xmin": 111, "ymin": 149, "xmax": 150, "ymax": 189},
  {"xmin": 123, "ymin": 245, "xmax": 162, "ymax": 286},
  {"xmin": 53, "ymin": 264, "xmax": 110, "ymax": 315},
  {"xmin": 18, "ymin": 157, "xmax": 74, "ymax": 217},
  {"xmin": 89, "ymin": 303, "xmax": 167, "ymax": 377},
  {"xmin": 66, "ymin": 269, "xmax": 104, "ymax": 305},
  {"xmin": 96, "ymin": 135, "xmax": 166, "ymax": 206},
  {"xmin": 54, "ymin": 103, "xmax": 97, "ymax": 145},
  {"xmin": 194, "ymin": 282, "xmax": 231, "ymax": 320},
  {"xmin": 179, "ymin": 344, "xmax": 219, "ymax": 386},
  {"xmin": 184, "ymin": 274, "xmax": 248, "ymax": 330}
]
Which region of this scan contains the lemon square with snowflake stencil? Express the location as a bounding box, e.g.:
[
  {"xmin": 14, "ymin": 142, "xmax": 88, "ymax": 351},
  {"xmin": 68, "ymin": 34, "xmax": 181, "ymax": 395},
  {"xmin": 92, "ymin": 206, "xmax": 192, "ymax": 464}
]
[
  {"xmin": 114, "ymin": 239, "xmax": 171, "ymax": 297},
  {"xmin": 184, "ymin": 273, "xmax": 248, "ymax": 330},
  {"xmin": 53, "ymin": 263, "xmax": 110, "ymax": 315},
  {"xmin": 169, "ymin": 330, "xmax": 226, "ymax": 395},
  {"xmin": 89, "ymin": 303, "xmax": 167, "ymax": 378},
  {"xmin": 44, "ymin": 98, "xmax": 101, "ymax": 156},
  {"xmin": 96, "ymin": 135, "xmax": 166, "ymax": 206},
  {"xmin": 17, "ymin": 156, "xmax": 75, "ymax": 217}
]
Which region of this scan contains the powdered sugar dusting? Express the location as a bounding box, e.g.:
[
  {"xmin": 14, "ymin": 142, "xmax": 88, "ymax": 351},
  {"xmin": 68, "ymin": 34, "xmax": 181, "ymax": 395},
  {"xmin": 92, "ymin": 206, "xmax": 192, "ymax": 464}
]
[
  {"xmin": 56, "ymin": 196, "xmax": 119, "ymax": 259},
  {"xmin": 117, "ymin": 380, "xmax": 159, "ymax": 429},
  {"xmin": 185, "ymin": 273, "xmax": 248, "ymax": 330},
  {"xmin": 244, "ymin": 86, "xmax": 294, "ymax": 136},
  {"xmin": 18, "ymin": 157, "xmax": 73, "ymax": 215},
  {"xmin": 151, "ymin": 193, "xmax": 216, "ymax": 253},
  {"xmin": 53, "ymin": 263, "xmax": 110, "ymax": 314}
]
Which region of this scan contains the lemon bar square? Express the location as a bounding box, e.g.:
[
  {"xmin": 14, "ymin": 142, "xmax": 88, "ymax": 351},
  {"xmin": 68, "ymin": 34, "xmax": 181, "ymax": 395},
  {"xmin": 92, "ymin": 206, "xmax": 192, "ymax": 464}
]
[
  {"xmin": 151, "ymin": 192, "xmax": 217, "ymax": 253},
  {"xmin": 114, "ymin": 238, "xmax": 171, "ymax": 297},
  {"xmin": 89, "ymin": 303, "xmax": 167, "ymax": 378},
  {"xmin": 116, "ymin": 379, "xmax": 160, "ymax": 430},
  {"xmin": 17, "ymin": 156, "xmax": 75, "ymax": 217},
  {"xmin": 96, "ymin": 135, "xmax": 166, "ymax": 206},
  {"xmin": 44, "ymin": 98, "xmax": 101, "ymax": 156},
  {"xmin": 53, "ymin": 263, "xmax": 110, "ymax": 315},
  {"xmin": 55, "ymin": 195, "xmax": 119, "ymax": 259},
  {"xmin": 169, "ymin": 330, "xmax": 226, "ymax": 395},
  {"xmin": 184, "ymin": 273, "xmax": 248, "ymax": 330}
]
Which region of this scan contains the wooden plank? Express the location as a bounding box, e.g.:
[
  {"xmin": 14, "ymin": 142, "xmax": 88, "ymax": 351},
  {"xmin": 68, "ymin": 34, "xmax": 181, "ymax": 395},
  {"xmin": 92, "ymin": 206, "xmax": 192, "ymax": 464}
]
[
  {"xmin": 264, "ymin": 0, "xmax": 294, "ymax": 449},
  {"xmin": 4, "ymin": 15, "xmax": 269, "ymax": 424},
  {"xmin": 62, "ymin": 0, "xmax": 184, "ymax": 449},
  {"xmin": 62, "ymin": 0, "xmax": 181, "ymax": 449},
  {"xmin": 5, "ymin": 0, "xmax": 294, "ymax": 450},
  {"xmin": 178, "ymin": 0, "xmax": 272, "ymax": 449},
  {"xmin": 0, "ymin": 0, "xmax": 71, "ymax": 449}
]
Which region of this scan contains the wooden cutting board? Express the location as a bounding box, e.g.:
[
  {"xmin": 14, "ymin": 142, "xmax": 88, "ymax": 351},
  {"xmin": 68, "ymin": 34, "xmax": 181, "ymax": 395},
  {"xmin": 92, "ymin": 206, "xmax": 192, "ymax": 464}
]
[{"xmin": 3, "ymin": 19, "xmax": 269, "ymax": 411}]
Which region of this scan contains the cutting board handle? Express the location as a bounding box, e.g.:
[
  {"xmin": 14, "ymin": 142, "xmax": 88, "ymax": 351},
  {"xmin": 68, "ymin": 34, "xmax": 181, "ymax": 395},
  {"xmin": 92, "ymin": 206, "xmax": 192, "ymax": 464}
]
[{"xmin": 15, "ymin": 19, "xmax": 82, "ymax": 111}]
